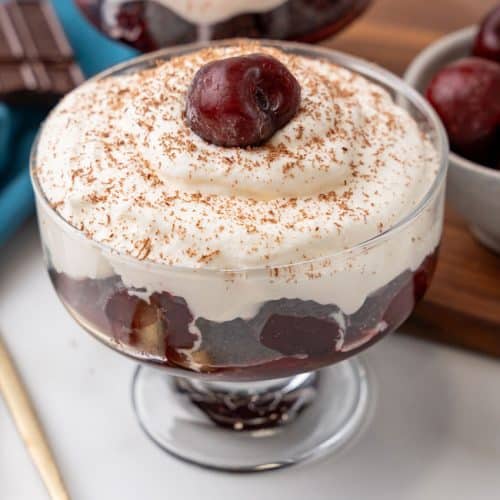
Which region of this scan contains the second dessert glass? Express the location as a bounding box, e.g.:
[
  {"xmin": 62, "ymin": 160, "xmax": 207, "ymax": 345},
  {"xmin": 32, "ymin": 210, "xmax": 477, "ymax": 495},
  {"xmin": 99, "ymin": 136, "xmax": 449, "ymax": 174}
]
[
  {"xmin": 75, "ymin": 0, "xmax": 371, "ymax": 52},
  {"xmin": 31, "ymin": 41, "xmax": 448, "ymax": 472}
]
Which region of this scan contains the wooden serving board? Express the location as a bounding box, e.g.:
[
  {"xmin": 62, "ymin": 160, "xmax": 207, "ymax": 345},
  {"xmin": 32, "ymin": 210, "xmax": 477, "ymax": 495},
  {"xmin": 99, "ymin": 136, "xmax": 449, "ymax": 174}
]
[{"xmin": 323, "ymin": 0, "xmax": 500, "ymax": 357}]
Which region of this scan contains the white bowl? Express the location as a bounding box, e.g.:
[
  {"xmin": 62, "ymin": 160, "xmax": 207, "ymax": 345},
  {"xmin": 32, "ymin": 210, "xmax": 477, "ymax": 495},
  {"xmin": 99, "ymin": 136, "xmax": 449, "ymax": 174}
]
[{"xmin": 405, "ymin": 26, "xmax": 500, "ymax": 254}]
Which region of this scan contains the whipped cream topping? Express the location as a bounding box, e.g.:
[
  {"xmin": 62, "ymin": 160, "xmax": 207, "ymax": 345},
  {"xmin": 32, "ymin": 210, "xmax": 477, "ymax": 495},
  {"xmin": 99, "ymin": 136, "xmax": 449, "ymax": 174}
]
[
  {"xmin": 36, "ymin": 42, "xmax": 439, "ymax": 272},
  {"xmin": 152, "ymin": 0, "xmax": 286, "ymax": 25},
  {"xmin": 104, "ymin": 0, "xmax": 286, "ymax": 26}
]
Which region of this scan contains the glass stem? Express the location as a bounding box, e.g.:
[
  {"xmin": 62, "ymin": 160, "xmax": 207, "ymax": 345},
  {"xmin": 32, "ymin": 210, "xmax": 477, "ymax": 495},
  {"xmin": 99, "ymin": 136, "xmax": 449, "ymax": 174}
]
[{"xmin": 174, "ymin": 372, "xmax": 319, "ymax": 431}]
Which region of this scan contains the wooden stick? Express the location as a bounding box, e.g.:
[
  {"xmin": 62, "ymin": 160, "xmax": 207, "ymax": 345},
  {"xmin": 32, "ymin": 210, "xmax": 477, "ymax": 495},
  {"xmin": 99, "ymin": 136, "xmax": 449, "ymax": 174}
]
[{"xmin": 0, "ymin": 335, "xmax": 70, "ymax": 500}]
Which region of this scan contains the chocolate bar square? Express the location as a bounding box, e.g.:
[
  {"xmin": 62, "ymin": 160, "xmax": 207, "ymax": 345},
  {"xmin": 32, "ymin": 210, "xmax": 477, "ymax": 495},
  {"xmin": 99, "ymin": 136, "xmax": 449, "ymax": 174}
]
[{"xmin": 0, "ymin": 0, "xmax": 84, "ymax": 105}]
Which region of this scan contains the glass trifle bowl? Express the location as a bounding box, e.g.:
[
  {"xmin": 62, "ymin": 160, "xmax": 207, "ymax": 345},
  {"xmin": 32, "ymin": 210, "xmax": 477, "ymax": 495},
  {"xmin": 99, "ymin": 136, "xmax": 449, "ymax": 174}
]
[{"xmin": 31, "ymin": 40, "xmax": 448, "ymax": 471}]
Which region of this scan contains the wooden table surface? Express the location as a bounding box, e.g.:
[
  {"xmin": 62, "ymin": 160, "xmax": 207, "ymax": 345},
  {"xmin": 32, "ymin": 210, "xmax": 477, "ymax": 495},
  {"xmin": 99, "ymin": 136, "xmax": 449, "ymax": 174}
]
[
  {"xmin": 329, "ymin": 0, "xmax": 498, "ymax": 74},
  {"xmin": 324, "ymin": 0, "xmax": 500, "ymax": 357}
]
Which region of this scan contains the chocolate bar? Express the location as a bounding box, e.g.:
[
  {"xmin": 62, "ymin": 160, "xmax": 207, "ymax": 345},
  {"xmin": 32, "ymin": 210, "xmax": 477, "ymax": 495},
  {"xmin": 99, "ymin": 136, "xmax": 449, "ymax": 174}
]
[{"xmin": 0, "ymin": 0, "xmax": 84, "ymax": 105}]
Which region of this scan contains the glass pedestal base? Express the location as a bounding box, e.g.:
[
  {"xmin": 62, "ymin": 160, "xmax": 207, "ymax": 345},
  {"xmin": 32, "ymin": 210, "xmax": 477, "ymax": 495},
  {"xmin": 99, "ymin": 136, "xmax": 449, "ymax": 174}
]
[{"xmin": 132, "ymin": 358, "xmax": 372, "ymax": 472}]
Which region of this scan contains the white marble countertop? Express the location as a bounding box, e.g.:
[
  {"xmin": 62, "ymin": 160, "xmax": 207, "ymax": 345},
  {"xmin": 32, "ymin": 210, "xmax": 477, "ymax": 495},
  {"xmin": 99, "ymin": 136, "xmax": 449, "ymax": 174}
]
[{"xmin": 1, "ymin": 221, "xmax": 500, "ymax": 500}]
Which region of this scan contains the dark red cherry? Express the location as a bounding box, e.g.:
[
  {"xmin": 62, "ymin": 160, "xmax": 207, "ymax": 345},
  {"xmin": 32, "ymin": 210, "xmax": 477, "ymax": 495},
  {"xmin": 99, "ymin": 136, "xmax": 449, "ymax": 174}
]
[
  {"xmin": 150, "ymin": 292, "xmax": 198, "ymax": 351},
  {"xmin": 426, "ymin": 57, "xmax": 500, "ymax": 166},
  {"xmin": 105, "ymin": 291, "xmax": 160, "ymax": 344},
  {"xmin": 383, "ymin": 281, "xmax": 414, "ymax": 331},
  {"xmin": 413, "ymin": 253, "xmax": 437, "ymax": 303},
  {"xmin": 473, "ymin": 5, "xmax": 500, "ymax": 63},
  {"xmin": 114, "ymin": 3, "xmax": 157, "ymax": 52},
  {"xmin": 186, "ymin": 53, "xmax": 301, "ymax": 147},
  {"xmin": 260, "ymin": 314, "xmax": 341, "ymax": 357}
]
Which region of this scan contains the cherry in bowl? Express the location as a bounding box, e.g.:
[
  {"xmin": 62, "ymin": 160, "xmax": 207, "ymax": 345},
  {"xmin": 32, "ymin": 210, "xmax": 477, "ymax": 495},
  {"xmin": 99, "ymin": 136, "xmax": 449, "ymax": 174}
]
[
  {"xmin": 473, "ymin": 5, "xmax": 500, "ymax": 63},
  {"xmin": 426, "ymin": 57, "xmax": 500, "ymax": 168}
]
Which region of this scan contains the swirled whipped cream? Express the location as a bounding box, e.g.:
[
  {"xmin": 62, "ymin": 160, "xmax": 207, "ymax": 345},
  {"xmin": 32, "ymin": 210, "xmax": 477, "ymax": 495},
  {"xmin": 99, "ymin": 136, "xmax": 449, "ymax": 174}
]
[{"xmin": 36, "ymin": 42, "xmax": 438, "ymax": 272}]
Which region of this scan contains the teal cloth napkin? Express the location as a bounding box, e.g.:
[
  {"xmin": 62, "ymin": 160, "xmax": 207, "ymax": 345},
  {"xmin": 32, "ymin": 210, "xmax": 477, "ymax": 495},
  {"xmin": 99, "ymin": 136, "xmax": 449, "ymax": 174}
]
[{"xmin": 0, "ymin": 0, "xmax": 138, "ymax": 246}]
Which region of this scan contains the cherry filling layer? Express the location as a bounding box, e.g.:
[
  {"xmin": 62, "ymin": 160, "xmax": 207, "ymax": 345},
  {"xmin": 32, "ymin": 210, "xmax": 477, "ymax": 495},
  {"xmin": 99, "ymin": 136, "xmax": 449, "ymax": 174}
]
[{"xmin": 49, "ymin": 250, "xmax": 437, "ymax": 381}]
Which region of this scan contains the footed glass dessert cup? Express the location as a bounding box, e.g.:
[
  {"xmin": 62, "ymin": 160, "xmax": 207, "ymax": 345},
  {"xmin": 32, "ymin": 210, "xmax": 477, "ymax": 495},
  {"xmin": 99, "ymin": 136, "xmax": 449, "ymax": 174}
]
[
  {"xmin": 31, "ymin": 41, "xmax": 448, "ymax": 472},
  {"xmin": 75, "ymin": 0, "xmax": 371, "ymax": 52}
]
